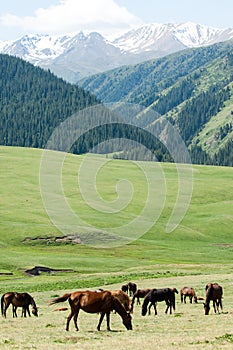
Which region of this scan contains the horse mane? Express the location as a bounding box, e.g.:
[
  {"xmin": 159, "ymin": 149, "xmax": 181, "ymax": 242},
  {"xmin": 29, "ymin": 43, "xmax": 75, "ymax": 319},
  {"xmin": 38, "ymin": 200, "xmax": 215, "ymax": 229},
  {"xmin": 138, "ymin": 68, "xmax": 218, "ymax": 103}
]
[
  {"xmin": 112, "ymin": 295, "xmax": 129, "ymax": 316},
  {"xmin": 205, "ymin": 283, "xmax": 213, "ymax": 304},
  {"xmin": 30, "ymin": 296, "xmax": 37, "ymax": 309},
  {"xmin": 141, "ymin": 289, "xmax": 153, "ymax": 315}
]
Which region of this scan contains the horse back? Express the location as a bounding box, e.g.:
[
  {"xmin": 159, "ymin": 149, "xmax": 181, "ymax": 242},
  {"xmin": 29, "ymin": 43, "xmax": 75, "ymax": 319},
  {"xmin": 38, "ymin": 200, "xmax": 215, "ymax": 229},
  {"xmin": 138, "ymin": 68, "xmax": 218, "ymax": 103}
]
[{"xmin": 72, "ymin": 290, "xmax": 113, "ymax": 313}]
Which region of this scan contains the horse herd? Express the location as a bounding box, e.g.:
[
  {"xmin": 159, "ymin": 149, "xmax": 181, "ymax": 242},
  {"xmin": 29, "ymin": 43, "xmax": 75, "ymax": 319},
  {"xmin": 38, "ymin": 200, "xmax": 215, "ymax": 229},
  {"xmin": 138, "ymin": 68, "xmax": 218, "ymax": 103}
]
[{"xmin": 1, "ymin": 282, "xmax": 223, "ymax": 332}]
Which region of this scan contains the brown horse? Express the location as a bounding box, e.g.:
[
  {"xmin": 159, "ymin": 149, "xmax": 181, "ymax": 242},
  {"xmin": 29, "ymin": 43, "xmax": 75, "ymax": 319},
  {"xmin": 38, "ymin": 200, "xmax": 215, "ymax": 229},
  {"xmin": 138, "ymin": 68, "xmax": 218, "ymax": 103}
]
[
  {"xmin": 204, "ymin": 283, "xmax": 223, "ymax": 315},
  {"xmin": 50, "ymin": 290, "xmax": 133, "ymax": 331},
  {"xmin": 132, "ymin": 289, "xmax": 151, "ymax": 305},
  {"xmin": 180, "ymin": 287, "xmax": 197, "ymax": 304},
  {"xmin": 110, "ymin": 290, "xmax": 134, "ymax": 313},
  {"xmin": 1, "ymin": 292, "xmax": 38, "ymax": 318},
  {"xmin": 142, "ymin": 288, "xmax": 178, "ymax": 316}
]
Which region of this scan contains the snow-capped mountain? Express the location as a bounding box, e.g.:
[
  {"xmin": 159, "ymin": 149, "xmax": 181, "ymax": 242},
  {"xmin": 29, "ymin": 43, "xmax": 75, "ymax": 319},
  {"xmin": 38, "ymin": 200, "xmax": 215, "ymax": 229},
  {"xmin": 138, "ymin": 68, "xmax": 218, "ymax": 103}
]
[
  {"xmin": 113, "ymin": 22, "xmax": 233, "ymax": 53},
  {"xmin": 1, "ymin": 22, "xmax": 233, "ymax": 82}
]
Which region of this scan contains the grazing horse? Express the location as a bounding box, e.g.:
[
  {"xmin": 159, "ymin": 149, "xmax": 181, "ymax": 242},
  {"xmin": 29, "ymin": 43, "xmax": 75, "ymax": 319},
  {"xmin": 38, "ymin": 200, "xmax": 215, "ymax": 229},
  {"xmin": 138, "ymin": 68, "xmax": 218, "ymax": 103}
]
[
  {"xmin": 132, "ymin": 289, "xmax": 151, "ymax": 305},
  {"xmin": 180, "ymin": 287, "xmax": 197, "ymax": 304},
  {"xmin": 110, "ymin": 290, "xmax": 134, "ymax": 313},
  {"xmin": 203, "ymin": 283, "xmax": 223, "ymax": 315},
  {"xmin": 50, "ymin": 290, "xmax": 132, "ymax": 331},
  {"xmin": 1, "ymin": 292, "xmax": 38, "ymax": 318},
  {"xmin": 142, "ymin": 288, "xmax": 178, "ymax": 316}
]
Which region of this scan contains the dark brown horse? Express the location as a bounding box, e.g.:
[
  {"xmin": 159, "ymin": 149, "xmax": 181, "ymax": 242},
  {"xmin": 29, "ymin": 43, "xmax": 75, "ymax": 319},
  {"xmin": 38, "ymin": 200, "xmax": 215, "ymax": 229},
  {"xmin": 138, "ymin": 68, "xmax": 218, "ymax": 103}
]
[
  {"xmin": 142, "ymin": 288, "xmax": 178, "ymax": 316},
  {"xmin": 121, "ymin": 282, "xmax": 137, "ymax": 297},
  {"xmin": 121, "ymin": 284, "xmax": 129, "ymax": 294},
  {"xmin": 1, "ymin": 292, "xmax": 38, "ymax": 318},
  {"xmin": 50, "ymin": 290, "xmax": 133, "ymax": 331},
  {"xmin": 204, "ymin": 283, "xmax": 223, "ymax": 315},
  {"xmin": 128, "ymin": 282, "xmax": 137, "ymax": 297},
  {"xmin": 132, "ymin": 289, "xmax": 151, "ymax": 305},
  {"xmin": 180, "ymin": 287, "xmax": 197, "ymax": 304}
]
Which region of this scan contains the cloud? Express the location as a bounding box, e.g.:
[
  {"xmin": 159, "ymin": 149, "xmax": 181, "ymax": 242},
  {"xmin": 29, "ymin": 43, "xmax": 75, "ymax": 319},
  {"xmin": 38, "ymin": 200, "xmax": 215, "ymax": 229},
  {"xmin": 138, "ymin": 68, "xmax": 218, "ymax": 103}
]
[{"xmin": 0, "ymin": 0, "xmax": 143, "ymax": 38}]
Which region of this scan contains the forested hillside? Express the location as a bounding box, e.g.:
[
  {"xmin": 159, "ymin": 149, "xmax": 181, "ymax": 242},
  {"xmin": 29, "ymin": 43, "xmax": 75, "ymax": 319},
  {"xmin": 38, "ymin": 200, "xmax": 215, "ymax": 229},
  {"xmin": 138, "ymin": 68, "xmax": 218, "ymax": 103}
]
[
  {"xmin": 0, "ymin": 54, "xmax": 99, "ymax": 149},
  {"xmin": 80, "ymin": 40, "xmax": 233, "ymax": 166}
]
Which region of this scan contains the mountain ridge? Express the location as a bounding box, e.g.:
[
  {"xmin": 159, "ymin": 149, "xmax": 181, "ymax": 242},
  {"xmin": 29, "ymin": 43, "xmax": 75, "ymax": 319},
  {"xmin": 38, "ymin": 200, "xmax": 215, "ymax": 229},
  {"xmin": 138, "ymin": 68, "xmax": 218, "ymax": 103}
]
[{"xmin": 1, "ymin": 22, "xmax": 233, "ymax": 82}]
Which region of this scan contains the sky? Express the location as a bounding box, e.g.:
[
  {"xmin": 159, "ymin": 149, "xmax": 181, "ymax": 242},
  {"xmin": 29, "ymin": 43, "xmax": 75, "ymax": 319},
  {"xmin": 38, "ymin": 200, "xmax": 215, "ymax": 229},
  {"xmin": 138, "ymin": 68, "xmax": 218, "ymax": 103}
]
[{"xmin": 0, "ymin": 0, "xmax": 232, "ymax": 41}]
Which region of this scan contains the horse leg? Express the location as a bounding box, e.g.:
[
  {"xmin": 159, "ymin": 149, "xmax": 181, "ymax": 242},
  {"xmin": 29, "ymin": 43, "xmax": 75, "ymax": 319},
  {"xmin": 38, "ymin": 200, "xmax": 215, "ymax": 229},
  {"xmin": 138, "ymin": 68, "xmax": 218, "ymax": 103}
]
[
  {"xmin": 154, "ymin": 303, "xmax": 157, "ymax": 315},
  {"xmin": 149, "ymin": 302, "xmax": 157, "ymax": 316},
  {"xmin": 165, "ymin": 300, "xmax": 171, "ymax": 314},
  {"xmin": 23, "ymin": 306, "xmax": 30, "ymax": 317},
  {"xmin": 148, "ymin": 302, "xmax": 152, "ymax": 315},
  {"xmin": 213, "ymin": 301, "xmax": 217, "ymax": 313},
  {"xmin": 190, "ymin": 296, "xmax": 192, "ymax": 304},
  {"xmin": 12, "ymin": 305, "xmax": 17, "ymax": 317},
  {"xmin": 97, "ymin": 312, "xmax": 105, "ymax": 331},
  {"xmin": 137, "ymin": 297, "xmax": 140, "ymax": 305},
  {"xmin": 106, "ymin": 312, "xmax": 111, "ymax": 331},
  {"xmin": 73, "ymin": 309, "xmax": 80, "ymax": 331},
  {"xmin": 66, "ymin": 309, "xmax": 75, "ymax": 331},
  {"xmin": 3, "ymin": 303, "xmax": 10, "ymax": 318},
  {"xmin": 184, "ymin": 295, "xmax": 186, "ymax": 304},
  {"xmin": 219, "ymin": 299, "xmax": 223, "ymax": 312}
]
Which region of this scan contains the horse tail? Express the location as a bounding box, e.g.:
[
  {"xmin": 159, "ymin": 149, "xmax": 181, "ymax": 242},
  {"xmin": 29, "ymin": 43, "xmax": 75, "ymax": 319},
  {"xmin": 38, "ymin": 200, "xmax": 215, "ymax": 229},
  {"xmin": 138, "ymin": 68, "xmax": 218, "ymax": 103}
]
[
  {"xmin": 172, "ymin": 293, "xmax": 176, "ymax": 310},
  {"xmin": 49, "ymin": 293, "xmax": 71, "ymax": 305},
  {"xmin": 1, "ymin": 294, "xmax": 5, "ymax": 316}
]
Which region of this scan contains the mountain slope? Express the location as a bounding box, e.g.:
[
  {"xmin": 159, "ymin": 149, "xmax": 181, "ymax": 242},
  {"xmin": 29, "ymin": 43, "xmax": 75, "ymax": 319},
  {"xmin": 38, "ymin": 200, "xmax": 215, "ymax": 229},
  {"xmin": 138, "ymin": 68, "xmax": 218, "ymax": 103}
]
[
  {"xmin": 79, "ymin": 40, "xmax": 233, "ymax": 165},
  {"xmin": 0, "ymin": 54, "xmax": 99, "ymax": 148},
  {"xmin": 1, "ymin": 22, "xmax": 233, "ymax": 82}
]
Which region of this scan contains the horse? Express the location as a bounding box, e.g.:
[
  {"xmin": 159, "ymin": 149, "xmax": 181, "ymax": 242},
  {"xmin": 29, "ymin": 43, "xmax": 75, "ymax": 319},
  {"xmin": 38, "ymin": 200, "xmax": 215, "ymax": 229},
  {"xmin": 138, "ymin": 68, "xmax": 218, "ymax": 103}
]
[
  {"xmin": 180, "ymin": 287, "xmax": 197, "ymax": 304},
  {"xmin": 203, "ymin": 283, "xmax": 223, "ymax": 315},
  {"xmin": 1, "ymin": 292, "xmax": 38, "ymax": 318},
  {"xmin": 121, "ymin": 284, "xmax": 128, "ymax": 294},
  {"xmin": 121, "ymin": 282, "xmax": 137, "ymax": 297},
  {"xmin": 142, "ymin": 288, "xmax": 178, "ymax": 316},
  {"xmin": 128, "ymin": 282, "xmax": 137, "ymax": 297},
  {"xmin": 110, "ymin": 290, "xmax": 134, "ymax": 313},
  {"xmin": 50, "ymin": 290, "xmax": 133, "ymax": 331},
  {"xmin": 132, "ymin": 289, "xmax": 151, "ymax": 305}
]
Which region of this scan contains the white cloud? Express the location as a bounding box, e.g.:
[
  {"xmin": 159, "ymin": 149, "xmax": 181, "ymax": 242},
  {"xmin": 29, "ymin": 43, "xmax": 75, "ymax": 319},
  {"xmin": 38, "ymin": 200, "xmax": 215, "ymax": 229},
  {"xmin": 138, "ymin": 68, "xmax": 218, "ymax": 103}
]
[{"xmin": 0, "ymin": 0, "xmax": 143, "ymax": 38}]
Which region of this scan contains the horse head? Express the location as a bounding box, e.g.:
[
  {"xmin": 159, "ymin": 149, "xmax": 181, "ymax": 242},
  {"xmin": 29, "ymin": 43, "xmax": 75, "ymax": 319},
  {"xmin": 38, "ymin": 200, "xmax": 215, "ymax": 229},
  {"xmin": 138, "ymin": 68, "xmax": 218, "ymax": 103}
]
[
  {"xmin": 32, "ymin": 306, "xmax": 38, "ymax": 317},
  {"xmin": 141, "ymin": 303, "xmax": 148, "ymax": 316},
  {"xmin": 203, "ymin": 302, "xmax": 210, "ymax": 315},
  {"xmin": 123, "ymin": 311, "xmax": 132, "ymax": 330}
]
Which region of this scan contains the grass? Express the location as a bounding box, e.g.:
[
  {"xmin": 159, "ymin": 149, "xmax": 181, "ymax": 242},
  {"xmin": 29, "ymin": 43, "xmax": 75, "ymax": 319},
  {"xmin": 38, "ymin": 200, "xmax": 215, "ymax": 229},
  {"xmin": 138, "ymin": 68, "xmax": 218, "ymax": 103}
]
[
  {"xmin": 0, "ymin": 274, "xmax": 232, "ymax": 350},
  {"xmin": 0, "ymin": 145, "xmax": 233, "ymax": 286},
  {"xmin": 0, "ymin": 146, "xmax": 233, "ymax": 348}
]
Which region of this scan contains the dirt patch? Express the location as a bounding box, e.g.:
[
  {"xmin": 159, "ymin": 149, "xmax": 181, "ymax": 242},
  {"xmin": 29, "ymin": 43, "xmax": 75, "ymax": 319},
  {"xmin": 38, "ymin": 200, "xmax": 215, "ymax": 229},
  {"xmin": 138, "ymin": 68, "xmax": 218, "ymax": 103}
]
[
  {"xmin": 24, "ymin": 266, "xmax": 74, "ymax": 276},
  {"xmin": 212, "ymin": 243, "xmax": 233, "ymax": 248},
  {"xmin": 23, "ymin": 234, "xmax": 83, "ymax": 245}
]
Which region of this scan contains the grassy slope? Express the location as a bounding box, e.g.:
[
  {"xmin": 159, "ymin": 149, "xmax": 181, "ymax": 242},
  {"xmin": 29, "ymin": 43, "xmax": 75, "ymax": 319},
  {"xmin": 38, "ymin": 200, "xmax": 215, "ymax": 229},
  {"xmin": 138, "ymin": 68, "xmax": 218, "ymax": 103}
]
[{"xmin": 0, "ymin": 146, "xmax": 233, "ymax": 293}]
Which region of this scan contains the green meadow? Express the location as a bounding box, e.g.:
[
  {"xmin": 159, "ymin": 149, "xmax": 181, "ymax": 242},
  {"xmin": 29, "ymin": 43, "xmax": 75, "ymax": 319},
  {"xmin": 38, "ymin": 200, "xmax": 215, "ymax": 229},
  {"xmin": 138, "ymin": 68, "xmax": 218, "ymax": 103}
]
[
  {"xmin": 0, "ymin": 146, "xmax": 233, "ymax": 349},
  {"xmin": 0, "ymin": 146, "xmax": 233, "ymax": 288}
]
